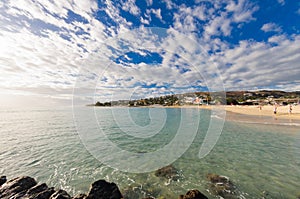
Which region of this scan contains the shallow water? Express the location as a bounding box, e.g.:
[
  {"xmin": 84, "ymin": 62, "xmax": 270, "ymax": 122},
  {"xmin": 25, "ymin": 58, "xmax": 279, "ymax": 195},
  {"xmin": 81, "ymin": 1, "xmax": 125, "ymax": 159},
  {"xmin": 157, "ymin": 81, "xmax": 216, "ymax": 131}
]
[{"xmin": 0, "ymin": 107, "xmax": 299, "ymax": 198}]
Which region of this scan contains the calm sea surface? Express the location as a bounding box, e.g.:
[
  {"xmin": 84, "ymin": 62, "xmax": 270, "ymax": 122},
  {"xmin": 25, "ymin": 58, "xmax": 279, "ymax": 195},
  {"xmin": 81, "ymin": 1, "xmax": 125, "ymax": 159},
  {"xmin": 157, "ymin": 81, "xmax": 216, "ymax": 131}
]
[{"xmin": 0, "ymin": 107, "xmax": 299, "ymax": 198}]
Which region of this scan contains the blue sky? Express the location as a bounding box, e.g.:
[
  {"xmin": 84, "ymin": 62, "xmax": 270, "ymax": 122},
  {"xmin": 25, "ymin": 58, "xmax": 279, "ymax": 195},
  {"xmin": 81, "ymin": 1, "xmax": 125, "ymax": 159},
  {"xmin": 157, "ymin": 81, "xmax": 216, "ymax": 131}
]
[{"xmin": 0, "ymin": 0, "xmax": 300, "ymax": 106}]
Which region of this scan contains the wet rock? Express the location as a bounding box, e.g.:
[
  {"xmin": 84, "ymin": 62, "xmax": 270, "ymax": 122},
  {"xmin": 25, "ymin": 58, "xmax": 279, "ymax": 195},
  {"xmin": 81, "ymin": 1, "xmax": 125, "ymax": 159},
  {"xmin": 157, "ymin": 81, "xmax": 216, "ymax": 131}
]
[
  {"xmin": 0, "ymin": 176, "xmax": 37, "ymax": 198},
  {"xmin": 0, "ymin": 176, "xmax": 7, "ymax": 186},
  {"xmin": 206, "ymin": 173, "xmax": 236, "ymax": 198},
  {"xmin": 154, "ymin": 165, "xmax": 179, "ymax": 180},
  {"xmin": 30, "ymin": 187, "xmax": 55, "ymax": 199},
  {"xmin": 25, "ymin": 183, "xmax": 49, "ymax": 196},
  {"xmin": 50, "ymin": 189, "xmax": 72, "ymax": 199},
  {"xmin": 182, "ymin": 189, "xmax": 208, "ymax": 199},
  {"xmin": 73, "ymin": 193, "xmax": 87, "ymax": 199},
  {"xmin": 86, "ymin": 179, "xmax": 123, "ymax": 199},
  {"xmin": 0, "ymin": 176, "xmax": 125, "ymax": 199}
]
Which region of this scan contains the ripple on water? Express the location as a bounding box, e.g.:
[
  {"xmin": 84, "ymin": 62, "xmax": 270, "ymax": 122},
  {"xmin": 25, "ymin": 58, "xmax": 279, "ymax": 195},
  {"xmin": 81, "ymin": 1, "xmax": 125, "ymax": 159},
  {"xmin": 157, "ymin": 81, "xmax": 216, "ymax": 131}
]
[{"xmin": 0, "ymin": 107, "xmax": 300, "ymax": 198}]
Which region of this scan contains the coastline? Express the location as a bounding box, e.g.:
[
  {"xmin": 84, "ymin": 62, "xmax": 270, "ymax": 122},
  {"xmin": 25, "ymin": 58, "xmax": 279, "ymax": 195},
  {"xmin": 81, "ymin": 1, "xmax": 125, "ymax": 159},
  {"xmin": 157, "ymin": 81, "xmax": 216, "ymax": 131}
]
[
  {"xmin": 0, "ymin": 175, "xmax": 210, "ymax": 199},
  {"xmin": 92, "ymin": 104, "xmax": 300, "ymax": 121},
  {"xmin": 161, "ymin": 104, "xmax": 300, "ymax": 121}
]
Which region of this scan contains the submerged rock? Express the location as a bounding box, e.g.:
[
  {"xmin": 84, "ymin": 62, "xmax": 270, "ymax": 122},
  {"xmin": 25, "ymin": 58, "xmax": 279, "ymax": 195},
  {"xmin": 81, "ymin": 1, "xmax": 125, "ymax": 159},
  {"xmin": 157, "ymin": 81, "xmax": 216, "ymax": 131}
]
[
  {"xmin": 206, "ymin": 173, "xmax": 237, "ymax": 198},
  {"xmin": 181, "ymin": 189, "xmax": 208, "ymax": 199},
  {"xmin": 122, "ymin": 184, "xmax": 164, "ymax": 199},
  {"xmin": 154, "ymin": 165, "xmax": 180, "ymax": 180}
]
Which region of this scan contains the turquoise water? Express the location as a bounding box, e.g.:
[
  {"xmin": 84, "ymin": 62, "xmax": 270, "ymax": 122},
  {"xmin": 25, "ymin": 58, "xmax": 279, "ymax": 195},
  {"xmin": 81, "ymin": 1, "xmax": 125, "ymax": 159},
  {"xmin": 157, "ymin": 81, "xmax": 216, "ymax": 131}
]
[{"xmin": 0, "ymin": 107, "xmax": 299, "ymax": 198}]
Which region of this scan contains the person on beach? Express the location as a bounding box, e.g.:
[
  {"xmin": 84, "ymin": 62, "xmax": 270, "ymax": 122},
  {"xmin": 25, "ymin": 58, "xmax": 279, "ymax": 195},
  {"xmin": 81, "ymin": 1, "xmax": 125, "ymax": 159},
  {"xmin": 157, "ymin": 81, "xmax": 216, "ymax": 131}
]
[
  {"xmin": 273, "ymin": 105, "xmax": 277, "ymax": 114},
  {"xmin": 289, "ymin": 104, "xmax": 292, "ymax": 114}
]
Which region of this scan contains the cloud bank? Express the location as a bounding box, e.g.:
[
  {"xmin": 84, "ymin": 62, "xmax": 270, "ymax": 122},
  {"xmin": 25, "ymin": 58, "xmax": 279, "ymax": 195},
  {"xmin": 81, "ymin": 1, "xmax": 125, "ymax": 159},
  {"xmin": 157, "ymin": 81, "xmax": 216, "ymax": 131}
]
[{"xmin": 0, "ymin": 0, "xmax": 299, "ymax": 106}]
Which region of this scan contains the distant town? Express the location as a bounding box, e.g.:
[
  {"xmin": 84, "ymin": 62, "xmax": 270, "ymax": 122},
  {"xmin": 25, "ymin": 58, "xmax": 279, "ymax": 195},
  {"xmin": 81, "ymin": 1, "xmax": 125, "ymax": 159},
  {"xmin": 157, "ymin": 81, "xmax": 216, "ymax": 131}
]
[{"xmin": 90, "ymin": 90, "xmax": 300, "ymax": 107}]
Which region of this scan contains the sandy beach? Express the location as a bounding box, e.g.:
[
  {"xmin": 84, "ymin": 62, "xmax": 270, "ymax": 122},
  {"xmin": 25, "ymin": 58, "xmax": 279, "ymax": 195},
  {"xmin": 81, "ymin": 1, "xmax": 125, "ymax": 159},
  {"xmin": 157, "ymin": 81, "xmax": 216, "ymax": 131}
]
[
  {"xmin": 164, "ymin": 104, "xmax": 300, "ymax": 121},
  {"xmin": 224, "ymin": 105, "xmax": 300, "ymax": 120}
]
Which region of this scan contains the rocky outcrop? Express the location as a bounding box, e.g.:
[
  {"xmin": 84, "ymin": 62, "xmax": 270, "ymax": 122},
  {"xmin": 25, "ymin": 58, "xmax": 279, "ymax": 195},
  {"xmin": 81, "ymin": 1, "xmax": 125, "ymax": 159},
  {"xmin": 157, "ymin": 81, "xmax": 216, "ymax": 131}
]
[
  {"xmin": 185, "ymin": 190, "xmax": 208, "ymax": 199},
  {"xmin": 179, "ymin": 189, "xmax": 208, "ymax": 199},
  {"xmin": 0, "ymin": 175, "xmax": 209, "ymax": 199},
  {"xmin": 0, "ymin": 176, "xmax": 7, "ymax": 186},
  {"xmin": 50, "ymin": 189, "xmax": 72, "ymax": 199},
  {"xmin": 0, "ymin": 176, "xmax": 122, "ymax": 199},
  {"xmin": 206, "ymin": 173, "xmax": 237, "ymax": 198},
  {"xmin": 0, "ymin": 176, "xmax": 37, "ymax": 198},
  {"xmin": 154, "ymin": 165, "xmax": 180, "ymax": 181},
  {"xmin": 86, "ymin": 180, "xmax": 123, "ymax": 199}
]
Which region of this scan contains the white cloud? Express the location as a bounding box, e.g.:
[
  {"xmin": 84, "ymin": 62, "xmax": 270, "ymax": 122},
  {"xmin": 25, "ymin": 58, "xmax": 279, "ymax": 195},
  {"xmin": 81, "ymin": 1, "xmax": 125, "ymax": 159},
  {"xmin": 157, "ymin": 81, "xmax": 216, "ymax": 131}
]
[
  {"xmin": 174, "ymin": 0, "xmax": 258, "ymax": 39},
  {"xmin": 297, "ymin": 8, "xmax": 300, "ymax": 15},
  {"xmin": 215, "ymin": 36, "xmax": 300, "ymax": 90},
  {"xmin": 203, "ymin": 14, "xmax": 233, "ymax": 39},
  {"xmin": 261, "ymin": 23, "xmax": 282, "ymax": 33},
  {"xmin": 151, "ymin": 8, "xmax": 163, "ymax": 21},
  {"xmin": 277, "ymin": 0, "xmax": 285, "ymax": 5},
  {"xmin": 0, "ymin": 0, "xmax": 299, "ymax": 106},
  {"xmin": 121, "ymin": 0, "xmax": 140, "ymax": 16},
  {"xmin": 146, "ymin": 0, "xmax": 153, "ymax": 6},
  {"xmin": 268, "ymin": 35, "xmax": 287, "ymax": 44},
  {"xmin": 226, "ymin": 0, "xmax": 259, "ymax": 22},
  {"xmin": 140, "ymin": 17, "xmax": 150, "ymax": 25},
  {"xmin": 162, "ymin": 0, "xmax": 175, "ymax": 10}
]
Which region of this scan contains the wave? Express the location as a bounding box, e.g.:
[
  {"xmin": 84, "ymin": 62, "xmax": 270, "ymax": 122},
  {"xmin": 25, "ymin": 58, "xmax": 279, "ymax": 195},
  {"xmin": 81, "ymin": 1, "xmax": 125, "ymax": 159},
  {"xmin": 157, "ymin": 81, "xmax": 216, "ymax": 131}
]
[{"xmin": 229, "ymin": 119, "xmax": 300, "ymax": 127}]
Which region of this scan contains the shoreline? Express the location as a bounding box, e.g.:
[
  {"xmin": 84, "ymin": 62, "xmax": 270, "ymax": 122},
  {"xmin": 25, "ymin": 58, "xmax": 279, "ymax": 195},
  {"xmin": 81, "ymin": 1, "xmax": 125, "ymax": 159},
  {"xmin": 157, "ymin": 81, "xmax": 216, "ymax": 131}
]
[
  {"xmin": 0, "ymin": 175, "xmax": 209, "ymax": 199},
  {"xmin": 152, "ymin": 104, "xmax": 300, "ymax": 121},
  {"xmin": 94, "ymin": 105, "xmax": 300, "ymax": 125},
  {"xmin": 114, "ymin": 104, "xmax": 300, "ymax": 120}
]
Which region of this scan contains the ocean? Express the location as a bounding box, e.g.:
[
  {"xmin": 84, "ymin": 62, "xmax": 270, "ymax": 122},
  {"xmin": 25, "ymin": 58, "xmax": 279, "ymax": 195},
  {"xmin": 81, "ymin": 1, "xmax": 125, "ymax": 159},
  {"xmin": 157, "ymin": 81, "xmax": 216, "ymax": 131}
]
[{"xmin": 0, "ymin": 107, "xmax": 299, "ymax": 198}]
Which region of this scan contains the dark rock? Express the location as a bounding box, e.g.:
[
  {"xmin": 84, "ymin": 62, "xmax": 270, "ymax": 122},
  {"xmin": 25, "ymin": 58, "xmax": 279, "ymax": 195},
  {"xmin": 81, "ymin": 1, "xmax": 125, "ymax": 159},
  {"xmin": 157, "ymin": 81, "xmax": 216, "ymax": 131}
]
[
  {"xmin": 0, "ymin": 176, "xmax": 125, "ymax": 199},
  {"xmin": 50, "ymin": 189, "xmax": 72, "ymax": 199},
  {"xmin": 0, "ymin": 176, "xmax": 7, "ymax": 186},
  {"xmin": 73, "ymin": 193, "xmax": 87, "ymax": 199},
  {"xmin": 154, "ymin": 165, "xmax": 179, "ymax": 180},
  {"xmin": 178, "ymin": 195, "xmax": 184, "ymax": 199},
  {"xmin": 182, "ymin": 190, "xmax": 208, "ymax": 199},
  {"xmin": 0, "ymin": 176, "xmax": 37, "ymax": 198},
  {"xmin": 32, "ymin": 187, "xmax": 55, "ymax": 199},
  {"xmin": 25, "ymin": 183, "xmax": 48, "ymax": 196},
  {"xmin": 207, "ymin": 173, "xmax": 230, "ymax": 184},
  {"xmin": 86, "ymin": 179, "xmax": 123, "ymax": 199},
  {"xmin": 206, "ymin": 173, "xmax": 236, "ymax": 198}
]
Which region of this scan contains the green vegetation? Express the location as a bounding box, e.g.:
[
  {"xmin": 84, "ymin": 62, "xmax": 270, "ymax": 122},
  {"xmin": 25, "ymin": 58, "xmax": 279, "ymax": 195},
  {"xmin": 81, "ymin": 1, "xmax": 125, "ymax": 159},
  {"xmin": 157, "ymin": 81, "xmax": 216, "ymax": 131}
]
[{"xmin": 92, "ymin": 90, "xmax": 300, "ymax": 107}]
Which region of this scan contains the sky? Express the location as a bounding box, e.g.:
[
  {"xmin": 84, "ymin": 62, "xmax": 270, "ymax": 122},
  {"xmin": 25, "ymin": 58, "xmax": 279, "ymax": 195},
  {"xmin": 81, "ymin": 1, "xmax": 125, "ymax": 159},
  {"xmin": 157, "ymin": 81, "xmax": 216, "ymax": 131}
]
[{"xmin": 0, "ymin": 0, "xmax": 300, "ymax": 106}]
